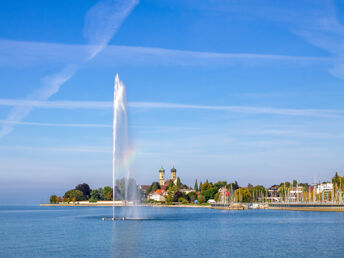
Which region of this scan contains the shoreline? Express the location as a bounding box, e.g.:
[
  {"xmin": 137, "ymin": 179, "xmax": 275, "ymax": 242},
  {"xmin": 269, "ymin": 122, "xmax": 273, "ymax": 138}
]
[
  {"xmin": 40, "ymin": 202, "xmax": 344, "ymax": 212},
  {"xmin": 40, "ymin": 203, "xmax": 211, "ymax": 208}
]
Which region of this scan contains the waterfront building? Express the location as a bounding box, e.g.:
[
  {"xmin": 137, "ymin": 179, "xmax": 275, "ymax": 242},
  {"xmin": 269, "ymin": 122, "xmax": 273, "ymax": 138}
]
[
  {"xmin": 148, "ymin": 189, "xmax": 166, "ymax": 202},
  {"xmin": 316, "ymin": 183, "xmax": 333, "ymax": 194},
  {"xmin": 180, "ymin": 189, "xmax": 195, "ymax": 194},
  {"xmin": 159, "ymin": 167, "xmax": 165, "ymax": 186}
]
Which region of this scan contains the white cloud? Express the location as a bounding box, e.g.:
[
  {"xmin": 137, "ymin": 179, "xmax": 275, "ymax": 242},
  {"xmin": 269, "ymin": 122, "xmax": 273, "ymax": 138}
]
[
  {"xmin": 0, "ymin": 39, "xmax": 331, "ymax": 68},
  {"xmin": 0, "ymin": 0, "xmax": 139, "ymax": 138},
  {"xmin": 83, "ymin": 0, "xmax": 139, "ymax": 59},
  {"xmin": 0, "ymin": 98, "xmax": 343, "ymax": 118}
]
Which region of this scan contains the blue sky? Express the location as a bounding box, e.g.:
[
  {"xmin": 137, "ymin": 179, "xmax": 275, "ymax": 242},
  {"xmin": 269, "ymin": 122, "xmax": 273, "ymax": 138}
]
[{"xmin": 1, "ymin": 0, "xmax": 344, "ymax": 203}]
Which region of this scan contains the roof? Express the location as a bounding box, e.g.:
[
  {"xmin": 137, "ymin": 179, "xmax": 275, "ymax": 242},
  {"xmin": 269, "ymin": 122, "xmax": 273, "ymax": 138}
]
[
  {"xmin": 155, "ymin": 189, "xmax": 166, "ymax": 195},
  {"xmin": 159, "ymin": 167, "xmax": 165, "ymax": 172}
]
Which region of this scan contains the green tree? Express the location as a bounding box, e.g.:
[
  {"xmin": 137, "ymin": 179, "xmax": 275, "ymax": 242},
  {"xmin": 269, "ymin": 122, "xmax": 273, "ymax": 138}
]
[
  {"xmin": 145, "ymin": 186, "xmax": 152, "ymax": 195},
  {"xmin": 165, "ymin": 185, "xmax": 178, "ymax": 204},
  {"xmin": 64, "ymin": 189, "xmax": 85, "ymax": 201},
  {"xmin": 293, "ymin": 179, "xmax": 298, "ymax": 187},
  {"xmin": 187, "ymin": 191, "xmax": 198, "ymax": 202},
  {"xmin": 166, "ymin": 180, "xmax": 174, "ymax": 191},
  {"xmin": 90, "ymin": 189, "xmax": 100, "ymax": 202},
  {"xmin": 75, "ymin": 183, "xmax": 92, "ymax": 199},
  {"xmin": 151, "ymin": 182, "xmax": 161, "ymax": 193},
  {"xmin": 251, "ymin": 185, "xmax": 267, "ymax": 202},
  {"xmin": 198, "ymin": 194, "xmax": 206, "ymax": 204},
  {"xmin": 214, "ymin": 192, "xmax": 221, "ymax": 202},
  {"xmin": 199, "ymin": 181, "xmax": 202, "ymax": 192},
  {"xmin": 194, "ymin": 179, "xmax": 198, "ymax": 191},
  {"xmin": 214, "ymin": 181, "xmax": 227, "ymax": 191},
  {"xmin": 176, "ymin": 177, "xmax": 182, "ymax": 189},
  {"xmin": 201, "ymin": 181, "xmax": 212, "ymax": 192},
  {"xmin": 103, "ymin": 186, "xmax": 112, "ymax": 200},
  {"xmin": 49, "ymin": 195, "xmax": 57, "ymax": 204},
  {"xmin": 235, "ymin": 188, "xmax": 251, "ymax": 203},
  {"xmin": 178, "ymin": 197, "xmax": 188, "ymax": 204},
  {"xmin": 202, "ymin": 187, "xmax": 218, "ymax": 201},
  {"xmin": 106, "ymin": 189, "xmax": 113, "ymax": 201},
  {"xmin": 227, "ymin": 181, "xmax": 239, "ymax": 191}
]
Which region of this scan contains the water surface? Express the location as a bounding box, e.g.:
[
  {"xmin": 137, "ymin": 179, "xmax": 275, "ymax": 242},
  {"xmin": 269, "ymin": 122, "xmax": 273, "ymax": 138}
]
[{"xmin": 1, "ymin": 206, "xmax": 343, "ymax": 257}]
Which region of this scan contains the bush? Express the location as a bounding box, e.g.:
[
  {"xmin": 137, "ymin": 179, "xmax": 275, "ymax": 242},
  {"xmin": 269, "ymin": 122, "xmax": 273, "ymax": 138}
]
[
  {"xmin": 49, "ymin": 195, "xmax": 57, "ymax": 204},
  {"xmin": 75, "ymin": 183, "xmax": 92, "ymax": 199},
  {"xmin": 198, "ymin": 194, "xmax": 206, "ymax": 204},
  {"xmin": 178, "ymin": 197, "xmax": 188, "ymax": 204},
  {"xmin": 64, "ymin": 189, "xmax": 85, "ymax": 201}
]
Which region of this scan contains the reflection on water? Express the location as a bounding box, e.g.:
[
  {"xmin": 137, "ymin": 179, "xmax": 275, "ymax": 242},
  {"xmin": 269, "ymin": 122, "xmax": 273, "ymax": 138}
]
[{"xmin": 1, "ymin": 206, "xmax": 344, "ymax": 257}]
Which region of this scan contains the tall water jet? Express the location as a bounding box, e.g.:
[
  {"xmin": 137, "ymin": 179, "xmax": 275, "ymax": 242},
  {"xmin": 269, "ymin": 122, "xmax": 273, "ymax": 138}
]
[{"xmin": 112, "ymin": 74, "xmax": 130, "ymax": 219}]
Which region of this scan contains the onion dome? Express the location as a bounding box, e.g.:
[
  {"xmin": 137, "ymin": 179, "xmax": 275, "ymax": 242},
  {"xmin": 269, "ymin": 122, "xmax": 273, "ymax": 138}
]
[
  {"xmin": 159, "ymin": 167, "xmax": 165, "ymax": 172},
  {"xmin": 171, "ymin": 166, "xmax": 176, "ymax": 172}
]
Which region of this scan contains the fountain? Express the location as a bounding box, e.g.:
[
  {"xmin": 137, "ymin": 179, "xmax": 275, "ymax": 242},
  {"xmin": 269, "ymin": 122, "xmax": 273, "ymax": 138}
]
[{"xmin": 103, "ymin": 74, "xmax": 139, "ymax": 221}]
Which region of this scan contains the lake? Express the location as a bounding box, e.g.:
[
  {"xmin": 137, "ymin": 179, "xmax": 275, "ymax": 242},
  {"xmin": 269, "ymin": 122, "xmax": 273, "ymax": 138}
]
[{"xmin": 1, "ymin": 206, "xmax": 344, "ymax": 257}]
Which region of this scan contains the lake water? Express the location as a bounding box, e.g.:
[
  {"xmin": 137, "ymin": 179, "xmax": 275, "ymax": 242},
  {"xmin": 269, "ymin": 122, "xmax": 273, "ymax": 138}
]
[{"xmin": 1, "ymin": 206, "xmax": 344, "ymax": 257}]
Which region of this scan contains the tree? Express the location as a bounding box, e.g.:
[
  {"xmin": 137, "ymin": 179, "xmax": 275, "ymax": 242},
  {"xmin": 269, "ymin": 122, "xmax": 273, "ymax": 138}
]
[
  {"xmin": 90, "ymin": 189, "xmax": 100, "ymax": 202},
  {"xmin": 64, "ymin": 189, "xmax": 86, "ymax": 201},
  {"xmin": 227, "ymin": 181, "xmax": 239, "ymax": 191},
  {"xmin": 56, "ymin": 196, "xmax": 62, "ymax": 203},
  {"xmin": 165, "ymin": 185, "xmax": 178, "ymax": 204},
  {"xmin": 106, "ymin": 189, "xmax": 113, "ymax": 201},
  {"xmin": 198, "ymin": 194, "xmax": 206, "ymax": 204},
  {"xmin": 63, "ymin": 197, "xmax": 71, "ymax": 203},
  {"xmin": 199, "ymin": 181, "xmax": 202, "ymax": 192},
  {"xmin": 214, "ymin": 192, "xmax": 221, "ymax": 202},
  {"xmin": 97, "ymin": 188, "xmax": 104, "ymax": 200},
  {"xmin": 201, "ymin": 181, "xmax": 212, "ymax": 192},
  {"xmin": 167, "ymin": 180, "xmax": 174, "ymax": 190},
  {"xmin": 176, "ymin": 177, "xmax": 182, "ymax": 189},
  {"xmin": 178, "ymin": 197, "xmax": 188, "ymax": 204},
  {"xmin": 75, "ymin": 183, "xmax": 92, "ymax": 199},
  {"xmin": 235, "ymin": 188, "xmax": 251, "ymax": 203},
  {"xmin": 50, "ymin": 195, "xmax": 57, "ymax": 204},
  {"xmin": 188, "ymin": 192, "xmax": 198, "ymax": 202},
  {"xmin": 151, "ymin": 182, "xmax": 161, "ymax": 193},
  {"xmin": 202, "ymin": 187, "xmax": 218, "ymax": 201},
  {"xmin": 175, "ymin": 191, "xmax": 183, "ymax": 201},
  {"xmin": 145, "ymin": 185, "xmax": 152, "ymax": 195},
  {"xmin": 293, "ymin": 180, "xmax": 298, "ymax": 187},
  {"xmin": 103, "ymin": 186, "xmax": 112, "ymax": 200},
  {"xmin": 194, "ymin": 179, "xmax": 198, "ymax": 191},
  {"xmin": 214, "ymin": 181, "xmax": 227, "ymax": 191}
]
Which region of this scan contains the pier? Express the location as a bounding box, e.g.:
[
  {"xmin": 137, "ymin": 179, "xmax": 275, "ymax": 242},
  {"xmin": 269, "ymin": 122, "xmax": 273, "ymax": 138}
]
[{"xmin": 269, "ymin": 203, "xmax": 344, "ymax": 212}]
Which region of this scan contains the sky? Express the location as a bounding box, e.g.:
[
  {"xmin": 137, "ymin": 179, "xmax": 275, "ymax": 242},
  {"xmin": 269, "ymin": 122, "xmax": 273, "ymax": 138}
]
[{"xmin": 1, "ymin": 0, "xmax": 344, "ymax": 204}]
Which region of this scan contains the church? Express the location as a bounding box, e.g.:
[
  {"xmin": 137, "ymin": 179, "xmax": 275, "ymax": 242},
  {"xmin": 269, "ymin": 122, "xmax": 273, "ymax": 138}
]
[{"xmin": 159, "ymin": 166, "xmax": 177, "ymax": 188}]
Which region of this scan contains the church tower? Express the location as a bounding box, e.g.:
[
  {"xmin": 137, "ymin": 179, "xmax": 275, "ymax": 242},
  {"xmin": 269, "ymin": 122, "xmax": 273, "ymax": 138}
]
[
  {"xmin": 171, "ymin": 166, "xmax": 177, "ymax": 184},
  {"xmin": 159, "ymin": 167, "xmax": 165, "ymax": 186}
]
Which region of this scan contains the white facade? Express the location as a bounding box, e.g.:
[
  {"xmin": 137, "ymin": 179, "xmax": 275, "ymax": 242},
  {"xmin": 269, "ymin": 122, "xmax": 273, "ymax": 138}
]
[
  {"xmin": 180, "ymin": 189, "xmax": 195, "ymax": 194},
  {"xmin": 148, "ymin": 192, "xmax": 165, "ymax": 202},
  {"xmin": 316, "ymin": 183, "xmax": 333, "ymax": 194}
]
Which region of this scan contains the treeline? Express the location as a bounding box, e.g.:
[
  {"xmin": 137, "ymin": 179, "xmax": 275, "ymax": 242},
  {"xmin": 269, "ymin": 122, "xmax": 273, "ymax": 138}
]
[{"xmin": 49, "ymin": 178, "xmax": 143, "ymax": 204}]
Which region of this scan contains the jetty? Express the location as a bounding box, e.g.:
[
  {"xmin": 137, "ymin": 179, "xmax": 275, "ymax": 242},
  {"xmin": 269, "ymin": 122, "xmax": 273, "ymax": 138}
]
[
  {"xmin": 211, "ymin": 203, "xmax": 248, "ymax": 210},
  {"xmin": 269, "ymin": 203, "xmax": 344, "ymax": 212}
]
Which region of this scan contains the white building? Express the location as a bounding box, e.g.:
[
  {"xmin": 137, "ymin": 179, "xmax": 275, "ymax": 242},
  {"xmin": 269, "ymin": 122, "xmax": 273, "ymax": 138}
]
[
  {"xmin": 148, "ymin": 190, "xmax": 166, "ymax": 202},
  {"xmin": 316, "ymin": 183, "xmax": 333, "ymax": 194},
  {"xmin": 180, "ymin": 189, "xmax": 195, "ymax": 195}
]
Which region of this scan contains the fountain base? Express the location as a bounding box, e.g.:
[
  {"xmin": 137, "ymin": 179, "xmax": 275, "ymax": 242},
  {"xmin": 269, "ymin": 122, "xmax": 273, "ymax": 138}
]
[{"xmin": 102, "ymin": 217, "xmax": 125, "ymax": 221}]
